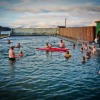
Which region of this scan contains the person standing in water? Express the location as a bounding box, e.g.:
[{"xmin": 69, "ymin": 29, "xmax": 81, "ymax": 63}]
[
  {"xmin": 94, "ymin": 36, "xmax": 98, "ymax": 44},
  {"xmin": 9, "ymin": 46, "xmax": 16, "ymax": 60},
  {"xmin": 46, "ymin": 43, "xmax": 51, "ymax": 48},
  {"xmin": 82, "ymin": 56, "xmax": 85, "ymax": 63},
  {"xmin": 97, "ymin": 34, "xmax": 100, "ymax": 48},
  {"xmin": 58, "ymin": 40, "xmax": 65, "ymax": 48}
]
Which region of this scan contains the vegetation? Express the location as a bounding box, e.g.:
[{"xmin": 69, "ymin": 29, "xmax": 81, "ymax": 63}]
[{"xmin": 0, "ymin": 26, "xmax": 11, "ymax": 31}]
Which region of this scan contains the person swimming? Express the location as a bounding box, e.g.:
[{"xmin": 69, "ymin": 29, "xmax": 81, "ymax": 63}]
[
  {"xmin": 7, "ymin": 39, "xmax": 11, "ymax": 44},
  {"xmin": 16, "ymin": 43, "xmax": 21, "ymax": 48},
  {"xmin": 73, "ymin": 44, "xmax": 76, "ymax": 49},
  {"xmin": 64, "ymin": 51, "xmax": 71, "ymax": 59},
  {"xmin": 82, "ymin": 56, "xmax": 85, "ymax": 63}
]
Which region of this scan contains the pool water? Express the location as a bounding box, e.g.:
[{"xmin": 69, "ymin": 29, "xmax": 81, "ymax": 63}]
[{"xmin": 0, "ymin": 36, "xmax": 100, "ymax": 100}]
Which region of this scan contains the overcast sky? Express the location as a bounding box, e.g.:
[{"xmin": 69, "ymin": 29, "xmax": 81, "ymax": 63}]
[{"xmin": 0, "ymin": 0, "xmax": 100, "ymax": 28}]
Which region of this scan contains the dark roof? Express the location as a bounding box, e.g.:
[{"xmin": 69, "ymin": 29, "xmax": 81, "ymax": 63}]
[
  {"xmin": 95, "ymin": 21, "xmax": 100, "ymax": 23},
  {"xmin": 57, "ymin": 26, "xmax": 66, "ymax": 28}
]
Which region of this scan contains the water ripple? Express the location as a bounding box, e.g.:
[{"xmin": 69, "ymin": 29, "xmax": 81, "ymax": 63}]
[{"xmin": 0, "ymin": 36, "xmax": 100, "ymax": 100}]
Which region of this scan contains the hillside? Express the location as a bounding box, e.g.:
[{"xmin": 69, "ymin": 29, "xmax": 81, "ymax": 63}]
[{"xmin": 0, "ymin": 26, "xmax": 11, "ymax": 31}]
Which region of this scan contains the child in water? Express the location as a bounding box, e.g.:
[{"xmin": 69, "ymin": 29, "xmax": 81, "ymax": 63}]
[
  {"xmin": 18, "ymin": 51, "xmax": 23, "ymax": 57},
  {"xmin": 64, "ymin": 51, "xmax": 71, "ymax": 59}
]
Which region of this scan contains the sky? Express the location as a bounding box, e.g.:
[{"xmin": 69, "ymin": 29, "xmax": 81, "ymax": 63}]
[{"xmin": 0, "ymin": 0, "xmax": 100, "ymax": 28}]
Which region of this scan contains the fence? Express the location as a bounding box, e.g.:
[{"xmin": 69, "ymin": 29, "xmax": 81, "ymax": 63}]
[{"xmin": 58, "ymin": 26, "xmax": 96, "ymax": 42}]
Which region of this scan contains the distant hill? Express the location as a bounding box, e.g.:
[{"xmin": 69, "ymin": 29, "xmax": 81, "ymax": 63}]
[{"xmin": 0, "ymin": 26, "xmax": 11, "ymax": 31}]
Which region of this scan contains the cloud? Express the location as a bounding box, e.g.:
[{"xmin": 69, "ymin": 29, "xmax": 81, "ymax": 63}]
[
  {"xmin": 1, "ymin": 0, "xmax": 99, "ymax": 14},
  {"xmin": 0, "ymin": 0, "xmax": 100, "ymax": 28},
  {"xmin": 7, "ymin": 2, "xmax": 100, "ymax": 14},
  {"xmin": 1, "ymin": 0, "xmax": 100, "ymax": 14},
  {"xmin": 9, "ymin": 15, "xmax": 59, "ymax": 28},
  {"xmin": 8, "ymin": 8, "xmax": 100, "ymax": 28}
]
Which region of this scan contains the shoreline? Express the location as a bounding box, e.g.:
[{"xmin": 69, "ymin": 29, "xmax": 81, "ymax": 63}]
[{"xmin": 0, "ymin": 34, "xmax": 8, "ymax": 39}]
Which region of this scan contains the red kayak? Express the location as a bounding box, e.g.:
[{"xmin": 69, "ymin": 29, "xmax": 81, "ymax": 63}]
[{"xmin": 36, "ymin": 47, "xmax": 69, "ymax": 52}]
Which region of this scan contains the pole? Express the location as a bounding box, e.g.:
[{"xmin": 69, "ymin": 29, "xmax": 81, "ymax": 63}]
[{"xmin": 65, "ymin": 18, "xmax": 67, "ymax": 28}]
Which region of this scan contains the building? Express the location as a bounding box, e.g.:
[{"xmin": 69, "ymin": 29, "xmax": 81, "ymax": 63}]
[{"xmin": 95, "ymin": 21, "xmax": 100, "ymax": 36}]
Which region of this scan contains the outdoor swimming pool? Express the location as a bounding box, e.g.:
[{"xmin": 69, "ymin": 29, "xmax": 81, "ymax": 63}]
[{"xmin": 0, "ymin": 36, "xmax": 100, "ymax": 100}]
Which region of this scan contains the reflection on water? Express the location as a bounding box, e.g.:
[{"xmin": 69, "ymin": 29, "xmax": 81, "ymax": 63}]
[
  {"xmin": 9, "ymin": 59, "xmax": 15, "ymax": 78},
  {"xmin": 9, "ymin": 59, "xmax": 15, "ymax": 65},
  {"xmin": 46, "ymin": 51, "xmax": 52, "ymax": 58},
  {"xmin": 0, "ymin": 36, "xmax": 100, "ymax": 100}
]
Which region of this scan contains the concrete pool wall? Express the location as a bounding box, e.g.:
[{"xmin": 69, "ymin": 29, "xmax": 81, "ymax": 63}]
[{"xmin": 10, "ymin": 26, "xmax": 96, "ymax": 42}]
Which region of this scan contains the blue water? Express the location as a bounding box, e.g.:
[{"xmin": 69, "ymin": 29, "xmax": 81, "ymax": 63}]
[{"xmin": 0, "ymin": 36, "xmax": 100, "ymax": 100}]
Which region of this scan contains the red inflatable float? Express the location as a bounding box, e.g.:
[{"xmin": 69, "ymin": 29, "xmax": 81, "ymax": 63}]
[{"xmin": 36, "ymin": 47, "xmax": 69, "ymax": 52}]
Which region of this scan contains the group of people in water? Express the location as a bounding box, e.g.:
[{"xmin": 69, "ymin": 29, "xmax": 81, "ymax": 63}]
[
  {"xmin": 7, "ymin": 39, "xmax": 23, "ymax": 61},
  {"xmin": 80, "ymin": 42, "xmax": 97, "ymax": 63},
  {"xmin": 6, "ymin": 37, "xmax": 100, "ymax": 75},
  {"xmin": 7, "ymin": 38, "xmax": 98, "ymax": 64},
  {"xmin": 45, "ymin": 39, "xmax": 65, "ymax": 49},
  {"xmin": 45, "ymin": 39, "xmax": 71, "ymax": 59},
  {"xmin": 8, "ymin": 39, "xmax": 66, "ymax": 61},
  {"xmin": 45, "ymin": 38, "xmax": 98, "ymax": 63}
]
